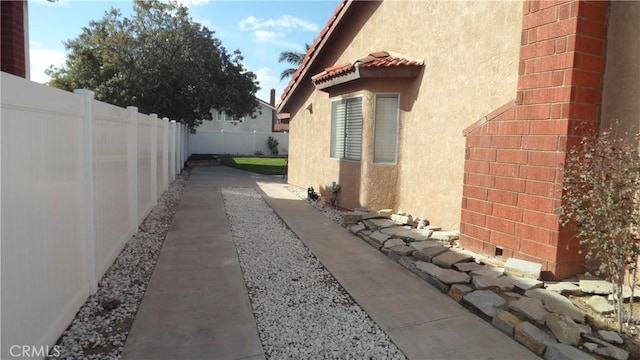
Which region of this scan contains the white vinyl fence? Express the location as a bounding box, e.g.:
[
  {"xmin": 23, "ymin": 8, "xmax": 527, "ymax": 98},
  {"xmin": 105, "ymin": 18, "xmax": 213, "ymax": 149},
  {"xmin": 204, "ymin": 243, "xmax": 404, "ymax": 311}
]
[
  {"xmin": 0, "ymin": 72, "xmax": 188, "ymax": 358},
  {"xmin": 189, "ymin": 129, "xmax": 289, "ymax": 156}
]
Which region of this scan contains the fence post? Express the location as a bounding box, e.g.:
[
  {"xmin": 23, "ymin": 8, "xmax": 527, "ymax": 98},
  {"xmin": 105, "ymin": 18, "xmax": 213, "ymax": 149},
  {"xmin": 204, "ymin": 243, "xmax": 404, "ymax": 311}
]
[
  {"xmin": 176, "ymin": 123, "xmax": 182, "ymax": 174},
  {"xmin": 74, "ymin": 89, "xmax": 97, "ymax": 293},
  {"xmin": 162, "ymin": 117, "xmax": 169, "ymax": 192},
  {"xmin": 127, "ymin": 106, "xmax": 139, "ymax": 232},
  {"xmin": 253, "ymin": 130, "xmax": 257, "ymax": 154},
  {"xmin": 169, "ymin": 120, "xmax": 176, "ymax": 181},
  {"xmin": 150, "ymin": 113, "xmax": 158, "ymax": 206}
]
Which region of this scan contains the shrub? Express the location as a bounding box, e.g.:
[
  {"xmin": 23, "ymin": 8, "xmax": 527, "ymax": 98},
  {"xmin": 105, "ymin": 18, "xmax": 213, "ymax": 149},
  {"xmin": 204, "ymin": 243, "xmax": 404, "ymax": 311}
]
[
  {"xmin": 559, "ymin": 123, "xmax": 640, "ymax": 332},
  {"xmin": 267, "ymin": 136, "xmax": 279, "ymax": 155}
]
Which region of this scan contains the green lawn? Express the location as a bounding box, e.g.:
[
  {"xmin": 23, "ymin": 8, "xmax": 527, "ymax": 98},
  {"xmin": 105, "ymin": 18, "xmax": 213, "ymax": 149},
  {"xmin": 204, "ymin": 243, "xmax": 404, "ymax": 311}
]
[{"xmin": 221, "ymin": 156, "xmax": 287, "ymax": 175}]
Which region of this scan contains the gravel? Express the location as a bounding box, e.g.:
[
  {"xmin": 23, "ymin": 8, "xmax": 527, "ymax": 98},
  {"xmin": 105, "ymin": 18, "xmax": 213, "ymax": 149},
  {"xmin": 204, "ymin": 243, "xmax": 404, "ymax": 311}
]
[
  {"xmin": 49, "ymin": 171, "xmax": 189, "ymax": 360},
  {"xmin": 222, "ymin": 187, "xmax": 406, "ymax": 359},
  {"xmin": 286, "ymin": 185, "xmax": 345, "ymax": 224}
]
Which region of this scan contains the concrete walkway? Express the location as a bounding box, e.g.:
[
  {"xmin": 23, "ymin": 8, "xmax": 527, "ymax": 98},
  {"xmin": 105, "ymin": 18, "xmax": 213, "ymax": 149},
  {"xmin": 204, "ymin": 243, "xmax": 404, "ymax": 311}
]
[{"xmin": 123, "ymin": 167, "xmax": 538, "ymax": 359}]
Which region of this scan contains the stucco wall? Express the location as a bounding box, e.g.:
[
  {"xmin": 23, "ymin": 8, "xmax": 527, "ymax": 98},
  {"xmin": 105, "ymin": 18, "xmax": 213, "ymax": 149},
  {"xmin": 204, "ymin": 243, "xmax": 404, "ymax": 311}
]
[
  {"xmin": 288, "ymin": 0, "xmax": 522, "ymax": 229},
  {"xmin": 601, "ymin": 1, "xmax": 640, "ymax": 149},
  {"xmin": 198, "ymin": 102, "xmax": 274, "ymax": 133}
]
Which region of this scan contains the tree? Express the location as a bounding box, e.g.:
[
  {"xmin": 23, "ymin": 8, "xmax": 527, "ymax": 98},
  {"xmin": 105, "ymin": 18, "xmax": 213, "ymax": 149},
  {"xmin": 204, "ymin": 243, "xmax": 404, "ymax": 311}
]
[
  {"xmin": 278, "ymin": 43, "xmax": 311, "ymax": 81},
  {"xmin": 47, "ymin": 0, "xmax": 259, "ymax": 131},
  {"xmin": 559, "ymin": 123, "xmax": 640, "ymax": 332}
]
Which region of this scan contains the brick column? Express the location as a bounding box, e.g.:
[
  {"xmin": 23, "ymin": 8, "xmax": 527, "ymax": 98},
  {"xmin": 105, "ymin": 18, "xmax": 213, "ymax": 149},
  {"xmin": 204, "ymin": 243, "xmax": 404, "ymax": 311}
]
[
  {"xmin": 1, "ymin": 1, "xmax": 26, "ymax": 78},
  {"xmin": 460, "ymin": 0, "xmax": 610, "ymax": 279}
]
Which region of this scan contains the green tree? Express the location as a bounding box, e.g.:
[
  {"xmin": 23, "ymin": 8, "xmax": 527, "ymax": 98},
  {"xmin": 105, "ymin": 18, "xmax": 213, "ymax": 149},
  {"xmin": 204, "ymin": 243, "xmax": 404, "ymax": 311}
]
[
  {"xmin": 278, "ymin": 43, "xmax": 311, "ymax": 81},
  {"xmin": 47, "ymin": 0, "xmax": 259, "ymax": 130}
]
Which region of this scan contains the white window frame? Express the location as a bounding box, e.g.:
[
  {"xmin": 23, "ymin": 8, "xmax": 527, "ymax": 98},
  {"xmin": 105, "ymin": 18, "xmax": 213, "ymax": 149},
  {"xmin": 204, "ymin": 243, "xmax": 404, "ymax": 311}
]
[
  {"xmin": 329, "ymin": 95, "xmax": 363, "ymax": 161},
  {"xmin": 373, "ymin": 93, "xmax": 400, "ymax": 164}
]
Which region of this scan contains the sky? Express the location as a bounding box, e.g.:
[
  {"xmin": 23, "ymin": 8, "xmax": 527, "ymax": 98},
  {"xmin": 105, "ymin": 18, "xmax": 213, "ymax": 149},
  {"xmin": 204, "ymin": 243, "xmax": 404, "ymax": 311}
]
[{"xmin": 28, "ymin": 0, "xmax": 339, "ymax": 103}]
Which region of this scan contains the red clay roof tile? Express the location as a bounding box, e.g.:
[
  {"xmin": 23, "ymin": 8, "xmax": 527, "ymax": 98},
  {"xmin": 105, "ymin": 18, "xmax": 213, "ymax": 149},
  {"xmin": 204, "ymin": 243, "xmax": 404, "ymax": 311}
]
[{"xmin": 311, "ymin": 51, "xmax": 424, "ymax": 84}]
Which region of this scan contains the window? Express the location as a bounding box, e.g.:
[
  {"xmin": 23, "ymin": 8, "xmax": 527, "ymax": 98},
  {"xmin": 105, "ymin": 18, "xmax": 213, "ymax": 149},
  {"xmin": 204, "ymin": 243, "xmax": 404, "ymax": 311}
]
[
  {"xmin": 216, "ymin": 110, "xmax": 244, "ymax": 123},
  {"xmin": 216, "ymin": 111, "xmax": 224, "ymax": 121},
  {"xmin": 373, "ymin": 94, "xmax": 399, "ymax": 163},
  {"xmin": 330, "ymin": 96, "xmax": 362, "ymax": 161}
]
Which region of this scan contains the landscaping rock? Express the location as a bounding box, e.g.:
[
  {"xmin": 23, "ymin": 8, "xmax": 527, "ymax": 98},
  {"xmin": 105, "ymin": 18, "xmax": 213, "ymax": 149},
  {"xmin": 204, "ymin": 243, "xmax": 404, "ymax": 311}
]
[
  {"xmin": 510, "ymin": 297, "xmax": 549, "ymax": 324},
  {"xmin": 380, "ymin": 226, "xmax": 411, "ymax": 236},
  {"xmin": 504, "ymin": 258, "xmax": 542, "ymax": 280},
  {"xmin": 398, "ymin": 256, "xmax": 416, "ymax": 272},
  {"xmin": 471, "ymin": 267, "xmax": 504, "ymax": 278},
  {"xmin": 545, "ymin": 313, "xmax": 581, "ymax": 345},
  {"xmin": 391, "ymin": 213, "xmax": 412, "ymax": 225},
  {"xmin": 430, "ymin": 230, "xmax": 460, "ymax": 242},
  {"xmin": 514, "ymin": 321, "xmax": 557, "ymax": 356},
  {"xmin": 577, "ymin": 323, "xmax": 592, "ymax": 335},
  {"xmin": 546, "ymin": 282, "xmax": 582, "ymax": 296},
  {"xmin": 410, "ymin": 240, "xmax": 443, "ymax": 251},
  {"xmin": 432, "ymin": 250, "xmax": 473, "ymax": 268},
  {"xmin": 472, "ymin": 275, "xmax": 515, "ymax": 292},
  {"xmin": 435, "ymin": 268, "xmax": 471, "ymax": 285},
  {"xmin": 594, "ymin": 345, "xmax": 630, "ymax": 360},
  {"xmin": 394, "ymin": 228, "xmax": 432, "ymax": 242},
  {"xmin": 453, "ymin": 262, "xmax": 485, "ymax": 272},
  {"xmin": 413, "ymin": 246, "xmax": 449, "ymax": 262},
  {"xmin": 382, "ymin": 238, "xmax": 404, "ymax": 249},
  {"xmin": 363, "ymin": 218, "xmax": 397, "ymax": 231},
  {"xmin": 598, "ymin": 330, "xmax": 623, "ymax": 345},
  {"xmin": 378, "ymin": 209, "xmax": 393, "ymax": 217},
  {"xmin": 579, "ymin": 279, "xmax": 613, "ymax": 295},
  {"xmin": 492, "ymin": 309, "xmax": 522, "ymax": 337},
  {"xmin": 342, "ymin": 212, "xmax": 363, "ymax": 225},
  {"xmin": 390, "ymin": 245, "xmax": 415, "ymax": 256},
  {"xmin": 504, "ymin": 276, "xmax": 544, "ymax": 292},
  {"xmin": 464, "ymin": 290, "xmax": 506, "ymax": 318},
  {"xmin": 425, "ymin": 225, "xmax": 441, "ymax": 231},
  {"xmin": 544, "ymin": 343, "xmax": 595, "ymax": 360},
  {"xmin": 583, "ymin": 342, "xmax": 598, "ymax": 352},
  {"xmin": 348, "ymin": 223, "xmax": 366, "ymax": 234},
  {"xmin": 448, "ymin": 284, "xmax": 472, "ymax": 302},
  {"xmin": 587, "ymin": 295, "xmax": 614, "ymax": 314},
  {"xmin": 414, "ymin": 261, "xmax": 449, "ymax": 292},
  {"xmin": 525, "ymin": 288, "xmax": 585, "ymax": 323}
]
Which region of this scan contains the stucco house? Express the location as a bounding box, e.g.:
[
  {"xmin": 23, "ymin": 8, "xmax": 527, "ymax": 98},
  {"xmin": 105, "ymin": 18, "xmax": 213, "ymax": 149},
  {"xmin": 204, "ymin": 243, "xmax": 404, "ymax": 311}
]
[
  {"xmin": 199, "ymin": 94, "xmax": 277, "ymax": 133},
  {"xmin": 278, "ymin": 0, "xmax": 639, "ymax": 279}
]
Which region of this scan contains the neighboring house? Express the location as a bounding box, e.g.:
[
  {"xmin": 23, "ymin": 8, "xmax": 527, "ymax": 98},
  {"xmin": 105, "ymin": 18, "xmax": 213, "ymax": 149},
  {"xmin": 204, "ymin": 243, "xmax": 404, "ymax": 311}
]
[
  {"xmin": 1, "ymin": 1, "xmax": 29, "ymax": 78},
  {"xmin": 199, "ymin": 96, "xmax": 276, "ymax": 133},
  {"xmin": 278, "ymin": 0, "xmax": 639, "ymax": 279}
]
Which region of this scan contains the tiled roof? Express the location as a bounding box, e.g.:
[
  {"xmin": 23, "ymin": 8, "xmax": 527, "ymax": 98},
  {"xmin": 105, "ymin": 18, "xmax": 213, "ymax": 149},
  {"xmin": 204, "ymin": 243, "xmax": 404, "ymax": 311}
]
[
  {"xmin": 311, "ymin": 51, "xmax": 424, "ymax": 84},
  {"xmin": 277, "ymin": 0, "xmax": 350, "ymax": 112}
]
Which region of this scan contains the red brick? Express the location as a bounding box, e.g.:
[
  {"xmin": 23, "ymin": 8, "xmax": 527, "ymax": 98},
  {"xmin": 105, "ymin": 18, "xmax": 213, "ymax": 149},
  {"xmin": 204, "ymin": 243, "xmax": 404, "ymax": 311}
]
[
  {"xmin": 466, "ymin": 173, "xmax": 494, "ymax": 187},
  {"xmin": 465, "ymin": 198, "xmax": 493, "ymax": 214},
  {"xmin": 520, "ymin": 40, "xmax": 556, "ymax": 60},
  {"xmin": 567, "ymin": 103, "xmax": 599, "ymax": 121},
  {"xmin": 529, "ymin": 120, "xmax": 568, "ymax": 135},
  {"xmin": 493, "ymin": 203, "xmax": 523, "ymax": 222},
  {"xmin": 536, "ymin": 18, "xmax": 579, "ymax": 41},
  {"xmin": 463, "ymin": 185, "xmax": 488, "ymax": 201},
  {"xmin": 494, "ymin": 176, "xmax": 526, "ymax": 192},
  {"xmin": 550, "ymin": 104, "xmax": 563, "ymax": 119},
  {"xmin": 459, "ymin": 235, "xmax": 485, "ymax": 253},
  {"xmin": 578, "ymin": 1, "xmax": 609, "ymax": 23},
  {"xmin": 520, "ymin": 165, "xmax": 557, "ymax": 182},
  {"xmin": 491, "ymin": 231, "xmax": 520, "ymax": 250},
  {"xmin": 496, "ymin": 149, "xmax": 528, "ymax": 164},
  {"xmin": 536, "ymin": 52, "xmax": 576, "ymax": 72},
  {"xmin": 490, "ymin": 162, "xmax": 520, "ymax": 177},
  {"xmin": 488, "ymin": 189, "xmax": 518, "ymax": 206},
  {"xmin": 579, "ymin": 19, "xmax": 608, "ymax": 39},
  {"xmin": 521, "ymin": 240, "xmax": 558, "ymax": 263},
  {"xmin": 539, "ymin": 0, "xmax": 565, "ymax": 10},
  {"xmin": 464, "ymin": 160, "xmax": 490, "ymax": 174},
  {"xmin": 518, "ymin": 193, "xmax": 556, "ymax": 212},
  {"xmin": 522, "ymin": 135, "xmax": 559, "ymax": 150},
  {"xmin": 518, "ymin": 72, "xmax": 554, "ymax": 89},
  {"xmin": 516, "ymin": 223, "xmax": 555, "ymax": 244},
  {"xmin": 522, "ymin": 209, "xmax": 560, "ymax": 230},
  {"xmin": 528, "ymin": 28, "xmax": 538, "ymax": 44},
  {"xmin": 531, "ymin": 0, "xmax": 540, "ymax": 13},
  {"xmin": 525, "ymin": 59, "xmax": 536, "ymax": 74},
  {"xmin": 530, "ymin": 86, "xmax": 573, "ymax": 104},
  {"xmin": 552, "ymin": 70, "xmax": 564, "ymax": 86},
  {"xmin": 525, "ymin": 180, "xmax": 559, "ymax": 198},
  {"xmin": 558, "ymin": 3, "xmax": 571, "ymax": 20},
  {"xmin": 461, "ymin": 209, "xmax": 487, "ymax": 227},
  {"xmin": 516, "ymin": 105, "xmax": 551, "ymax": 120},
  {"xmin": 464, "ymin": 223, "xmax": 491, "ymax": 242},
  {"xmin": 523, "ymin": 6, "xmax": 559, "ymax": 29},
  {"xmin": 576, "ymin": 53, "xmax": 605, "ymax": 72},
  {"xmin": 487, "ymin": 216, "xmax": 516, "ymax": 234},
  {"xmin": 572, "ymin": 87, "xmax": 602, "ymax": 104},
  {"xmin": 527, "ymin": 151, "xmax": 565, "ymax": 167},
  {"xmin": 523, "ymin": 0, "xmax": 531, "ymax": 15},
  {"xmin": 555, "ymin": 37, "xmax": 567, "ymax": 54},
  {"xmin": 568, "ymin": 35, "xmax": 605, "ymax": 56},
  {"xmin": 565, "ymin": 69, "xmax": 602, "ymax": 88},
  {"xmin": 468, "ymin": 148, "xmax": 497, "ymax": 162},
  {"xmin": 466, "ymin": 135, "xmax": 492, "ymax": 148},
  {"xmin": 491, "ymin": 135, "xmax": 522, "ymax": 149}
]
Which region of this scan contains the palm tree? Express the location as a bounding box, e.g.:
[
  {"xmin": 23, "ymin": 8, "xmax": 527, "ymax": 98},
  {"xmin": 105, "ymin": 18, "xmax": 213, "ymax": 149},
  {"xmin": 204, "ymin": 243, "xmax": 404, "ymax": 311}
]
[{"xmin": 278, "ymin": 43, "xmax": 311, "ymax": 81}]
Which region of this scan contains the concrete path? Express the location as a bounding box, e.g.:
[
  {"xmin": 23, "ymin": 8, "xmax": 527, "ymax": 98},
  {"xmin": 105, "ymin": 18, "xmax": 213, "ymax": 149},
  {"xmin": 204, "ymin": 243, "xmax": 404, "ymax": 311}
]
[{"xmin": 123, "ymin": 167, "xmax": 538, "ymax": 359}]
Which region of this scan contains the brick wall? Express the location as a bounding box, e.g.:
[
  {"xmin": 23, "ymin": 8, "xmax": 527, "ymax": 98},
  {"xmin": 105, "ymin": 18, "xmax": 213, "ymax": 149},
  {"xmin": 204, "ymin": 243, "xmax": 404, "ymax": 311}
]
[
  {"xmin": 1, "ymin": 1, "xmax": 26, "ymax": 78},
  {"xmin": 460, "ymin": 0, "xmax": 610, "ymax": 280}
]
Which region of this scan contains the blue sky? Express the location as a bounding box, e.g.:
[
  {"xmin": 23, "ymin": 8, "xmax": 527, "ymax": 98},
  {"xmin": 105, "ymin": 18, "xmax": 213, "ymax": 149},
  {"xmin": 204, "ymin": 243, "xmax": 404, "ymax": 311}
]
[{"xmin": 28, "ymin": 0, "xmax": 338, "ymax": 103}]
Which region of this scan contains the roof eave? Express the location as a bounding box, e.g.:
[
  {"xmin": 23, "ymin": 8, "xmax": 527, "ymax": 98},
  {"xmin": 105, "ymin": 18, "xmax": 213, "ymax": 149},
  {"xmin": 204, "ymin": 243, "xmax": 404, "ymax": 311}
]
[{"xmin": 313, "ymin": 65, "xmax": 423, "ymax": 91}]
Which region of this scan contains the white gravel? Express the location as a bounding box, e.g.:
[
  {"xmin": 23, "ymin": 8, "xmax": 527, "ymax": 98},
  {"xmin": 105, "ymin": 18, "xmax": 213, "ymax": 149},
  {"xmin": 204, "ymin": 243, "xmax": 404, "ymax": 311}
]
[
  {"xmin": 222, "ymin": 187, "xmax": 406, "ymax": 359},
  {"xmin": 50, "ymin": 172, "xmax": 189, "ymax": 360},
  {"xmin": 286, "ymin": 185, "xmax": 345, "ymax": 224}
]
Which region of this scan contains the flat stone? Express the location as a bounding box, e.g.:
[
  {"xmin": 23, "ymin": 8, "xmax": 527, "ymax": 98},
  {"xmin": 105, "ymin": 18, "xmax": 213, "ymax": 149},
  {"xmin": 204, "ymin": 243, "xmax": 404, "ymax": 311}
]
[
  {"xmin": 583, "ymin": 334, "xmax": 616, "ymax": 348},
  {"xmin": 471, "ymin": 267, "xmax": 505, "ymax": 278},
  {"xmin": 342, "ymin": 212, "xmax": 363, "ymax": 225},
  {"xmin": 354, "ymin": 207, "xmax": 369, "ymax": 213},
  {"xmin": 380, "ymin": 225, "xmax": 411, "ymax": 236},
  {"xmin": 394, "ymin": 228, "xmax": 432, "ymax": 242},
  {"xmin": 391, "ymin": 213, "xmax": 412, "ymax": 225},
  {"xmin": 436, "ymin": 268, "xmax": 471, "ymax": 285},
  {"xmin": 587, "ymin": 295, "xmax": 614, "ymax": 314},
  {"xmin": 544, "ymin": 343, "xmax": 596, "ymax": 360},
  {"xmin": 430, "ymin": 230, "xmax": 460, "ymax": 242},
  {"xmin": 546, "ymin": 282, "xmax": 582, "ymax": 296},
  {"xmin": 398, "ymin": 256, "xmax": 416, "ymax": 271},
  {"xmin": 378, "ymin": 209, "xmax": 393, "ymax": 217},
  {"xmin": 598, "ymin": 330, "xmax": 623, "ymax": 345},
  {"xmin": 472, "ymin": 275, "xmax": 515, "ymax": 292},
  {"xmin": 545, "ymin": 313, "xmax": 581, "ymax": 345},
  {"xmin": 453, "ymin": 262, "xmax": 485, "ymax": 272},
  {"xmin": 410, "ymin": 240, "xmax": 443, "ymax": 251},
  {"xmin": 514, "ymin": 321, "xmax": 557, "ymax": 356},
  {"xmin": 577, "ymin": 323, "xmax": 592, "ymax": 335},
  {"xmin": 510, "ymin": 297, "xmax": 549, "ymax": 324},
  {"xmin": 348, "ymin": 223, "xmax": 366, "ymax": 234},
  {"xmin": 425, "ymin": 225, "xmax": 441, "ymax": 231},
  {"xmin": 525, "ymin": 288, "xmax": 586, "ymax": 323},
  {"xmin": 413, "ymin": 261, "xmax": 450, "ymax": 292},
  {"xmin": 579, "ymin": 279, "xmax": 613, "ymax": 295},
  {"xmin": 492, "ymin": 309, "xmax": 522, "ymax": 337},
  {"xmin": 594, "ymin": 345, "xmax": 630, "ymax": 360},
  {"xmin": 464, "ymin": 290, "xmax": 506, "ymax": 318},
  {"xmin": 504, "ymin": 276, "xmax": 544, "ymax": 291},
  {"xmin": 504, "ymin": 291, "xmax": 522, "ymax": 299},
  {"xmin": 583, "ymin": 342, "xmax": 598, "ymax": 352},
  {"xmin": 432, "ymin": 250, "xmax": 473, "ymax": 269},
  {"xmin": 382, "ymin": 237, "xmax": 404, "ymax": 249},
  {"xmin": 361, "ymin": 212, "xmax": 385, "ymax": 220},
  {"xmin": 415, "ymin": 261, "xmax": 443, "ymax": 278},
  {"xmin": 363, "ymin": 218, "xmax": 398, "ymax": 231},
  {"xmin": 448, "ymin": 284, "xmax": 473, "ymax": 302},
  {"xmin": 504, "ymin": 258, "xmax": 542, "ymax": 280},
  {"xmin": 390, "ymin": 245, "xmax": 415, "ymax": 256},
  {"xmin": 413, "ymin": 246, "xmax": 449, "ymax": 262}
]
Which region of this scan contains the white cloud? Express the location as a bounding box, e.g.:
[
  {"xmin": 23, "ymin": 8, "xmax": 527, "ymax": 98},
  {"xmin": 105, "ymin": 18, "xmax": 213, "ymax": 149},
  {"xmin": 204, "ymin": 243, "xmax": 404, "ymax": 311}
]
[
  {"xmin": 253, "ymin": 67, "xmax": 282, "ymax": 102},
  {"xmin": 175, "ymin": 0, "xmax": 210, "ymax": 7},
  {"xmin": 29, "ymin": 48, "xmax": 66, "ymax": 84},
  {"xmin": 254, "ymin": 30, "xmax": 285, "ymax": 42},
  {"xmin": 239, "ymin": 15, "xmax": 318, "ymax": 32}
]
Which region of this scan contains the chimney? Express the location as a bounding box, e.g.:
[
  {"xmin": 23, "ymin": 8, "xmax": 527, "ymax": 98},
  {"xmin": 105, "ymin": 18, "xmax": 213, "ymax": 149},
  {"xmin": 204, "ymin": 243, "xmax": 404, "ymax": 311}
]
[{"xmin": 270, "ymin": 89, "xmax": 276, "ymax": 106}]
